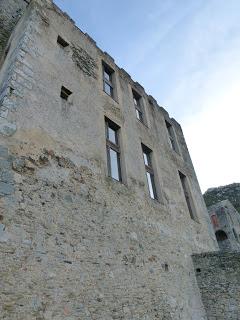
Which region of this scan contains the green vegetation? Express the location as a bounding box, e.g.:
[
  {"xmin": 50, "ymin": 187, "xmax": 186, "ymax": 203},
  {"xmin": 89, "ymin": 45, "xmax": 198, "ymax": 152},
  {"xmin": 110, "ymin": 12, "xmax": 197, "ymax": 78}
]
[{"xmin": 203, "ymin": 183, "xmax": 240, "ymax": 213}]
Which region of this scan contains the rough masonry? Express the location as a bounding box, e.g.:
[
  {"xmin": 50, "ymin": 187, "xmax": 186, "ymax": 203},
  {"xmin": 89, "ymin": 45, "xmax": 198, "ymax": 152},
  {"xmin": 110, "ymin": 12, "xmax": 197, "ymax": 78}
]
[
  {"xmin": 0, "ymin": 0, "xmax": 29, "ymax": 62},
  {"xmin": 193, "ymin": 252, "xmax": 240, "ymax": 320},
  {"xmin": 208, "ymin": 200, "xmax": 240, "ymax": 251},
  {"xmin": 0, "ymin": 0, "xmax": 220, "ymax": 319}
]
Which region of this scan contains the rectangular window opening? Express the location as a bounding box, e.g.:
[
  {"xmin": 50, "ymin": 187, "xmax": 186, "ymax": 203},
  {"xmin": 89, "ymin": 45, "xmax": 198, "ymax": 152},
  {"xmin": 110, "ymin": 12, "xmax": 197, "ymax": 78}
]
[
  {"xmin": 105, "ymin": 118, "xmax": 121, "ymax": 181},
  {"xmin": 142, "ymin": 144, "xmax": 157, "ymax": 200},
  {"xmin": 179, "ymin": 171, "xmax": 197, "ymax": 221},
  {"xmin": 133, "ymin": 90, "xmax": 144, "ymax": 123},
  {"xmin": 60, "ymin": 86, "xmax": 72, "ymax": 100},
  {"xmin": 165, "ymin": 120, "xmax": 177, "ymax": 152},
  {"xmin": 103, "ymin": 63, "xmax": 114, "ymax": 98},
  {"xmin": 57, "ymin": 35, "xmax": 69, "ymax": 48}
]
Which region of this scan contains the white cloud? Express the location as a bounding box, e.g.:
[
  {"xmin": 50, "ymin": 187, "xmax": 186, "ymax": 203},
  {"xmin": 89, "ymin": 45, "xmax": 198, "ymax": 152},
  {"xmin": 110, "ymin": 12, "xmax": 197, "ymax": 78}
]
[
  {"xmin": 161, "ymin": 0, "xmax": 240, "ymax": 191},
  {"xmin": 183, "ymin": 80, "xmax": 240, "ymax": 192}
]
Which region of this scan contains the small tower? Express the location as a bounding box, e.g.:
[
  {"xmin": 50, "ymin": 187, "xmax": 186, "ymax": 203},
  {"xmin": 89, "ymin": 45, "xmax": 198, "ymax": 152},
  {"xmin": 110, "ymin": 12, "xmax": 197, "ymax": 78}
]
[{"xmin": 209, "ymin": 200, "xmax": 240, "ymax": 251}]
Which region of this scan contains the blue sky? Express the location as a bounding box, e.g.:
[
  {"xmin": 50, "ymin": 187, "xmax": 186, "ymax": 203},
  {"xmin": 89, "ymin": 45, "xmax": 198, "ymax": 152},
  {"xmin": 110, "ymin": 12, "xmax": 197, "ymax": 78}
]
[{"xmin": 54, "ymin": 0, "xmax": 240, "ymax": 192}]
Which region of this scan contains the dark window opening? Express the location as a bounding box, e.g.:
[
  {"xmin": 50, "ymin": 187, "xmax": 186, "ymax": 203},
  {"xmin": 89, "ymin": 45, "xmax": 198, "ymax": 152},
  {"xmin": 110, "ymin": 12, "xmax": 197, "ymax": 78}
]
[
  {"xmin": 133, "ymin": 90, "xmax": 144, "ymax": 123},
  {"xmin": 142, "ymin": 144, "xmax": 157, "ymax": 200},
  {"xmin": 179, "ymin": 171, "xmax": 196, "ymax": 221},
  {"xmin": 60, "ymin": 86, "xmax": 72, "ymax": 100},
  {"xmin": 105, "ymin": 118, "xmax": 121, "ymax": 181},
  {"xmin": 57, "ymin": 35, "xmax": 69, "ymax": 48},
  {"xmin": 165, "ymin": 121, "xmax": 178, "ymax": 152},
  {"xmin": 103, "ymin": 63, "xmax": 114, "ymax": 98},
  {"xmin": 163, "ymin": 263, "xmax": 169, "ymax": 272},
  {"xmin": 215, "ymin": 230, "xmax": 228, "ymax": 241}
]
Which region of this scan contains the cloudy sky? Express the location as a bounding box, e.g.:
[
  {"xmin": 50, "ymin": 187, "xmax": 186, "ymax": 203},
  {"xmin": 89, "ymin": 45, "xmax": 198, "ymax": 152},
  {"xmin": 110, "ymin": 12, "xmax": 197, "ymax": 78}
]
[{"xmin": 54, "ymin": 0, "xmax": 240, "ymax": 192}]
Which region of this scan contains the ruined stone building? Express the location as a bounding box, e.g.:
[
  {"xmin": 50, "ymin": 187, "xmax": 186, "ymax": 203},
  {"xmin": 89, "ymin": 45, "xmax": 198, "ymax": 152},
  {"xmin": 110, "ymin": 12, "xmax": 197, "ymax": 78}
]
[
  {"xmin": 192, "ymin": 200, "xmax": 240, "ymax": 320},
  {"xmin": 208, "ymin": 200, "xmax": 240, "ymax": 251},
  {"xmin": 0, "ymin": 0, "xmax": 239, "ymax": 319}
]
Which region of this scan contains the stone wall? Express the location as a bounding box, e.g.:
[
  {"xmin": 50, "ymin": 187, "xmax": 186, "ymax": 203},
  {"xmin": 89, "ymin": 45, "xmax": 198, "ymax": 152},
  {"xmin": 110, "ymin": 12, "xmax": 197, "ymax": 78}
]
[
  {"xmin": 0, "ymin": 0, "xmax": 29, "ymax": 62},
  {"xmin": 209, "ymin": 200, "xmax": 240, "ymax": 251},
  {"xmin": 204, "ymin": 183, "xmax": 240, "ymax": 214},
  {"xmin": 193, "ymin": 252, "xmax": 240, "ymax": 320},
  {"xmin": 0, "ymin": 1, "xmax": 217, "ymax": 319}
]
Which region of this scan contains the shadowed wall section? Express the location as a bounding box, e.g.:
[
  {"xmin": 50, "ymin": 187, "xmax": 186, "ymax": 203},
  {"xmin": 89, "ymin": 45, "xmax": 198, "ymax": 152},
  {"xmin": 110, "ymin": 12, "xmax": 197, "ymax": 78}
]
[{"xmin": 0, "ymin": 0, "xmax": 29, "ymax": 62}]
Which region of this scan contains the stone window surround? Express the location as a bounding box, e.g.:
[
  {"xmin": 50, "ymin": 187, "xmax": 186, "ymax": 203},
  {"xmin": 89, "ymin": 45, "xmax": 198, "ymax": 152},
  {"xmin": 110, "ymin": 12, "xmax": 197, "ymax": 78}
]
[
  {"xmin": 178, "ymin": 170, "xmax": 199, "ymax": 222},
  {"xmin": 132, "ymin": 89, "xmax": 145, "ymax": 124},
  {"xmin": 165, "ymin": 119, "xmax": 180, "ymax": 155},
  {"xmin": 141, "ymin": 143, "xmax": 158, "ymax": 200},
  {"xmin": 105, "ymin": 117, "xmax": 122, "ymax": 182},
  {"xmin": 102, "ymin": 61, "xmax": 118, "ymax": 101}
]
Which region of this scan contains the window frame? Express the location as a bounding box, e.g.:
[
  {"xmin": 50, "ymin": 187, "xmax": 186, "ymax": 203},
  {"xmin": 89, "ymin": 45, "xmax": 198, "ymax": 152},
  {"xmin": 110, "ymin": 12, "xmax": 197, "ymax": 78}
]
[
  {"xmin": 132, "ymin": 90, "xmax": 144, "ymax": 123},
  {"xmin": 142, "ymin": 144, "xmax": 157, "ymax": 200},
  {"xmin": 103, "ymin": 63, "xmax": 114, "ymax": 98},
  {"xmin": 179, "ymin": 171, "xmax": 198, "ymax": 221},
  {"xmin": 105, "ymin": 118, "xmax": 122, "ymax": 182},
  {"xmin": 165, "ymin": 120, "xmax": 178, "ymax": 153}
]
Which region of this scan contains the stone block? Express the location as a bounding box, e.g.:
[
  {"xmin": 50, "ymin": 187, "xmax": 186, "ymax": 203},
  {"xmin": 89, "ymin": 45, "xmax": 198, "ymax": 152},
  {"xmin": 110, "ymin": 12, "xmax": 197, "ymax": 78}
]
[
  {"xmin": 0, "ymin": 159, "xmax": 11, "ymax": 169},
  {"xmin": 0, "ymin": 107, "xmax": 9, "ymax": 118},
  {"xmin": 12, "ymin": 158, "xmax": 25, "ymax": 172},
  {"xmin": 0, "ymin": 146, "xmax": 8, "ymax": 158},
  {"xmin": 0, "ymin": 118, "xmax": 16, "ymax": 136},
  {"xmin": 0, "ymin": 181, "xmax": 14, "ymax": 196},
  {"xmin": 1, "ymin": 171, "xmax": 14, "ymax": 185}
]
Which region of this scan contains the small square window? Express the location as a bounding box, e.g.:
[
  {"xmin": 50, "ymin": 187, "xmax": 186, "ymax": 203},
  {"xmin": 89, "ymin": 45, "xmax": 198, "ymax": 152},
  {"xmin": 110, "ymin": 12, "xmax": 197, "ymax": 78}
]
[
  {"xmin": 57, "ymin": 36, "xmax": 69, "ymax": 48},
  {"xmin": 60, "ymin": 86, "xmax": 72, "ymax": 100}
]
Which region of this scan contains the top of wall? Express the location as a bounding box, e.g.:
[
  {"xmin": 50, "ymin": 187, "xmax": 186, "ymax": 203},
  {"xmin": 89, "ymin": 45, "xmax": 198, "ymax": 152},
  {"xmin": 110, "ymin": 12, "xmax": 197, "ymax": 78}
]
[
  {"xmin": 192, "ymin": 251, "xmax": 240, "ymax": 272},
  {"xmin": 208, "ymin": 199, "xmax": 239, "ymax": 215},
  {"xmin": 48, "ymin": 0, "xmax": 181, "ymax": 128}
]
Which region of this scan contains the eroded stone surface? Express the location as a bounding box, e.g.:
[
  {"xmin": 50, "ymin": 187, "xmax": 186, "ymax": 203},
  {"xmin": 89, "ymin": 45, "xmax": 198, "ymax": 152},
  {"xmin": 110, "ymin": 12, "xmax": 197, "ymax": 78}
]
[
  {"xmin": 0, "ymin": 1, "xmax": 218, "ymax": 319},
  {"xmin": 193, "ymin": 252, "xmax": 240, "ymax": 320}
]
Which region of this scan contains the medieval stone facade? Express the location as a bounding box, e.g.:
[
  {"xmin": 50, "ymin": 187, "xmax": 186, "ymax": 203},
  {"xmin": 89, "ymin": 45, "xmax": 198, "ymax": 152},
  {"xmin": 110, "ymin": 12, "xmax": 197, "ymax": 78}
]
[{"xmin": 0, "ymin": 0, "xmax": 234, "ymax": 319}]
